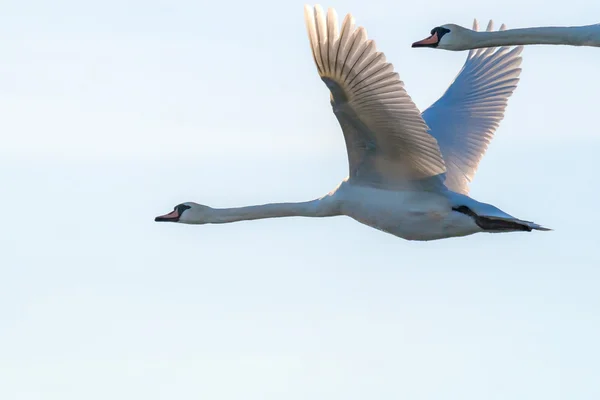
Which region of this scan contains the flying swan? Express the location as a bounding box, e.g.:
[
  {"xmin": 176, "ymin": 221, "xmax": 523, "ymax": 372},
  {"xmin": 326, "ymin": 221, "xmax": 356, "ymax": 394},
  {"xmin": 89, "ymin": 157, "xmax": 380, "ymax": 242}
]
[
  {"xmin": 155, "ymin": 5, "xmax": 551, "ymax": 241},
  {"xmin": 412, "ymin": 21, "xmax": 600, "ymax": 50}
]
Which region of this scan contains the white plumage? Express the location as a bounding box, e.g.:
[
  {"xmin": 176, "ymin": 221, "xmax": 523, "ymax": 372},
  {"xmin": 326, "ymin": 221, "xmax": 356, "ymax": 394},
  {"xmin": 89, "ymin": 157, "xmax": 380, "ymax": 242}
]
[
  {"xmin": 155, "ymin": 5, "xmax": 550, "ymax": 241},
  {"xmin": 413, "ymin": 20, "xmax": 600, "ymax": 51},
  {"xmin": 304, "ymin": 6, "xmax": 445, "ymax": 188},
  {"xmin": 422, "ymin": 20, "xmax": 523, "ymax": 194}
]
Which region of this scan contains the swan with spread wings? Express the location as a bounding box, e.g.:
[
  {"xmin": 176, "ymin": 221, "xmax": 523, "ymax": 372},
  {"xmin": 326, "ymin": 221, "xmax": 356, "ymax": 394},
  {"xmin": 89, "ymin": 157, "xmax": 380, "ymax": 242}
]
[{"xmin": 155, "ymin": 5, "xmax": 550, "ymax": 241}]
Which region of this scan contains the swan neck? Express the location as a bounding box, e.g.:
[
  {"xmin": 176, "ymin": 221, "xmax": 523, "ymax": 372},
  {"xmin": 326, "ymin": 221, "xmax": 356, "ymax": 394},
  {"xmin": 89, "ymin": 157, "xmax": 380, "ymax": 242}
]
[
  {"xmin": 205, "ymin": 198, "xmax": 339, "ymax": 224},
  {"xmin": 473, "ymin": 25, "xmax": 600, "ymax": 47}
]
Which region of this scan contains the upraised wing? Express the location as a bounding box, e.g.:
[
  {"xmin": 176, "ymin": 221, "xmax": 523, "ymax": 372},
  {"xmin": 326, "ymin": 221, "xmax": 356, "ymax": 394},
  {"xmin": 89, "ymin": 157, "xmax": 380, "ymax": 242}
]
[
  {"xmin": 422, "ymin": 20, "xmax": 523, "ymax": 194},
  {"xmin": 304, "ymin": 5, "xmax": 446, "ymax": 189}
]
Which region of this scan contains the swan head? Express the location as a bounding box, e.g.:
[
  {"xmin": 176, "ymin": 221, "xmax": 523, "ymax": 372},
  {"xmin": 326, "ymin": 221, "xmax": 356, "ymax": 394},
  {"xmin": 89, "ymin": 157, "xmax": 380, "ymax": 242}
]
[
  {"xmin": 412, "ymin": 24, "xmax": 473, "ymax": 50},
  {"xmin": 155, "ymin": 202, "xmax": 212, "ymax": 224}
]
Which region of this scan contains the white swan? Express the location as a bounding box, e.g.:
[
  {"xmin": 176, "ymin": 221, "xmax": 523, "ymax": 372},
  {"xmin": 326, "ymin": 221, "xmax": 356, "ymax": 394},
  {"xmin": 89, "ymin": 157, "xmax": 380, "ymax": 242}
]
[
  {"xmin": 412, "ymin": 21, "xmax": 600, "ymax": 50},
  {"xmin": 155, "ymin": 5, "xmax": 550, "ymax": 241}
]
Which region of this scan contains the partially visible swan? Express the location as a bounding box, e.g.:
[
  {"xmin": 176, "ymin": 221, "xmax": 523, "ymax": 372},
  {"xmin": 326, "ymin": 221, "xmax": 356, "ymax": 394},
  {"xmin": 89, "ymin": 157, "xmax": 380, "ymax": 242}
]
[
  {"xmin": 412, "ymin": 21, "xmax": 600, "ymax": 50},
  {"xmin": 155, "ymin": 5, "xmax": 551, "ymax": 241}
]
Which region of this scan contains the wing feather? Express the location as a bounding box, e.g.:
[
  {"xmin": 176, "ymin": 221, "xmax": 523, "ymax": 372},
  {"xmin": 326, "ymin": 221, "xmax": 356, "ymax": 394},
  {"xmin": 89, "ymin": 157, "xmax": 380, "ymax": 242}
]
[
  {"xmin": 304, "ymin": 5, "xmax": 446, "ymax": 189},
  {"xmin": 422, "ymin": 19, "xmax": 523, "ymax": 194}
]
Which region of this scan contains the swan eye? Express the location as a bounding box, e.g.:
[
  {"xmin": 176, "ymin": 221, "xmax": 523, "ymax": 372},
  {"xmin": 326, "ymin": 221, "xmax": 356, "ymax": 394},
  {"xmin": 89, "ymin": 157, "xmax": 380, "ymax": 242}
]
[
  {"xmin": 435, "ymin": 27, "xmax": 451, "ymax": 39},
  {"xmin": 176, "ymin": 204, "xmax": 192, "ymax": 214}
]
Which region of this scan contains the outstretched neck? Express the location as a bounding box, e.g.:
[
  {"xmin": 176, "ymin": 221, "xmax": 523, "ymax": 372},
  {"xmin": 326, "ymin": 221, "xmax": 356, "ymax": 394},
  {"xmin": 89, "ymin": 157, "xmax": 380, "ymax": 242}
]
[
  {"xmin": 472, "ymin": 24, "xmax": 600, "ymax": 47},
  {"xmin": 202, "ymin": 198, "xmax": 340, "ymax": 224}
]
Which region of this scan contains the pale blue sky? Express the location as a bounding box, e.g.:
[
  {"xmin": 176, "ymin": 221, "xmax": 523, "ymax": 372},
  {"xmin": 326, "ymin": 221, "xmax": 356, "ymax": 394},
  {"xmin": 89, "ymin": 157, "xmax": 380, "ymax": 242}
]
[{"xmin": 1, "ymin": 1, "xmax": 599, "ymax": 399}]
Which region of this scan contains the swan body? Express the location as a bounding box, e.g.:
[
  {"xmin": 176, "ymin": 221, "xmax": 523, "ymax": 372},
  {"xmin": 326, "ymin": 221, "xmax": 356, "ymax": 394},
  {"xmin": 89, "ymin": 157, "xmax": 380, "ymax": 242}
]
[
  {"xmin": 323, "ymin": 182, "xmax": 480, "ymax": 241},
  {"xmin": 413, "ymin": 22, "xmax": 600, "ymax": 50},
  {"xmin": 156, "ymin": 5, "xmax": 551, "ymax": 241}
]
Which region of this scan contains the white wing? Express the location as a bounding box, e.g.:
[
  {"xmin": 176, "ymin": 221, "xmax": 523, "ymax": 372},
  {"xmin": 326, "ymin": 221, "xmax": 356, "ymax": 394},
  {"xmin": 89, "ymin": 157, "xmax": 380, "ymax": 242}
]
[
  {"xmin": 304, "ymin": 5, "xmax": 446, "ymax": 189},
  {"xmin": 421, "ymin": 20, "xmax": 523, "ymax": 194}
]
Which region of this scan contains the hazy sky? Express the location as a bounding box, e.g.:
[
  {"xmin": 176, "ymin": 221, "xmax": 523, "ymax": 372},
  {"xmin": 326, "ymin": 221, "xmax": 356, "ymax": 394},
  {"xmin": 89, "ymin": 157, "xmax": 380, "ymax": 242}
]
[{"xmin": 2, "ymin": 1, "xmax": 599, "ymax": 399}]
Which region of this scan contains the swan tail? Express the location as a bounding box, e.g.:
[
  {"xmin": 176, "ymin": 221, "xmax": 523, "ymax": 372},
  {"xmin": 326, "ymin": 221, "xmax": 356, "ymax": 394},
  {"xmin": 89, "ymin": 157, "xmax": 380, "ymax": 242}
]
[
  {"xmin": 475, "ymin": 216, "xmax": 552, "ymax": 232},
  {"xmin": 453, "ymin": 205, "xmax": 552, "ymax": 233}
]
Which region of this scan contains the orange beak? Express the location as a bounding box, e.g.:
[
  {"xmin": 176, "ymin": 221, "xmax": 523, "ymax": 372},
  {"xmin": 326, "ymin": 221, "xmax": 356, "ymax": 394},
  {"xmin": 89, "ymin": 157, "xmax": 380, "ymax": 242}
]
[
  {"xmin": 155, "ymin": 209, "xmax": 180, "ymax": 222},
  {"xmin": 412, "ymin": 32, "xmax": 439, "ymax": 48}
]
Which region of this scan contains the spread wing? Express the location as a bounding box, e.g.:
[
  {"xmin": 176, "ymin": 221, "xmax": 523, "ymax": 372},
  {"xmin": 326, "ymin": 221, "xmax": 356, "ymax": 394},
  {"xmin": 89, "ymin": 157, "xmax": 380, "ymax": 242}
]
[
  {"xmin": 304, "ymin": 5, "xmax": 446, "ymax": 189},
  {"xmin": 421, "ymin": 20, "xmax": 523, "ymax": 194}
]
